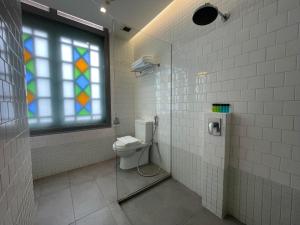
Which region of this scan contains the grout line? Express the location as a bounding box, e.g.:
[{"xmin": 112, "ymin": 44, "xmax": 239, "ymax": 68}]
[{"xmin": 68, "ymin": 172, "xmax": 77, "ymax": 224}]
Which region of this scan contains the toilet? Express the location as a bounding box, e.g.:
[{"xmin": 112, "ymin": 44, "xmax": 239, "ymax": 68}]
[{"xmin": 113, "ymin": 119, "xmax": 153, "ymax": 170}]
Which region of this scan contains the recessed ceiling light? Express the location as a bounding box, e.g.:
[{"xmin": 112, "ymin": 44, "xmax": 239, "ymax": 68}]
[{"xmin": 100, "ymin": 7, "xmax": 106, "ymax": 13}]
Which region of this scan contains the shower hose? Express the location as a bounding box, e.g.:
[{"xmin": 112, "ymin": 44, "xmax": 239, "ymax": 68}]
[{"xmin": 137, "ymin": 116, "xmax": 162, "ymax": 177}]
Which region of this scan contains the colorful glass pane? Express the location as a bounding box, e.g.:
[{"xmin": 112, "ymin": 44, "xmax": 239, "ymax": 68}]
[
  {"xmin": 23, "ymin": 33, "xmax": 37, "ymax": 119},
  {"xmin": 22, "ymin": 28, "xmax": 52, "ymax": 125},
  {"xmin": 73, "ymin": 46, "xmax": 91, "ymax": 117}
]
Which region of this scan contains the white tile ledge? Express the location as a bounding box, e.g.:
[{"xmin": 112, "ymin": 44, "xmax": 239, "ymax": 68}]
[{"xmin": 30, "ymin": 128, "xmax": 115, "ymax": 148}]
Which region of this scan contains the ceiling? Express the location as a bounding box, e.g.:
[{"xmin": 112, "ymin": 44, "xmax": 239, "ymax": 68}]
[{"xmin": 30, "ymin": 0, "xmax": 174, "ymax": 38}]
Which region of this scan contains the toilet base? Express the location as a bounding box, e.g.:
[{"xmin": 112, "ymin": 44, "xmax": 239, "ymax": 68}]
[{"xmin": 120, "ymin": 147, "xmax": 149, "ymax": 170}]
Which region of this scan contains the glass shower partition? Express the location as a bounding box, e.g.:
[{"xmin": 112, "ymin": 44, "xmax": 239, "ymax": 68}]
[{"xmin": 111, "ymin": 24, "xmax": 172, "ymax": 202}]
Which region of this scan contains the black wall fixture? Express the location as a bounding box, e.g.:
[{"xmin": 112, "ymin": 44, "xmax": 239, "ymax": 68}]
[{"xmin": 192, "ymin": 3, "xmax": 230, "ymax": 26}]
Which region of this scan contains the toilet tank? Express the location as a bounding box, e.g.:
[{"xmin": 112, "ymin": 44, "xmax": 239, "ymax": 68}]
[{"xmin": 135, "ymin": 119, "xmax": 153, "ymax": 143}]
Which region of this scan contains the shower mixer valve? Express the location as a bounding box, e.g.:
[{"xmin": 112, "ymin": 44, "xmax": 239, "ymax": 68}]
[{"xmin": 208, "ymin": 118, "xmax": 221, "ymax": 136}]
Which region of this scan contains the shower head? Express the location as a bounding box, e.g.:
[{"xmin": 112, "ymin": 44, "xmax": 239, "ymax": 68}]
[{"xmin": 192, "ymin": 3, "xmax": 230, "ymax": 26}]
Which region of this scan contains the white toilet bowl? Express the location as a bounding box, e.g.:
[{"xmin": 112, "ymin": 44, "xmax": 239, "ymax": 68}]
[
  {"xmin": 113, "ymin": 119, "xmax": 153, "ymax": 170},
  {"xmin": 113, "ymin": 140, "xmax": 149, "ymax": 170}
]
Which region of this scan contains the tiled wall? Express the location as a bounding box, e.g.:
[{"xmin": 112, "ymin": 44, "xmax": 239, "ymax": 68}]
[
  {"xmin": 30, "ymin": 128, "xmax": 115, "ymax": 179},
  {"xmin": 132, "ymin": 0, "xmax": 300, "ymax": 223},
  {"xmin": 0, "ymin": 0, "xmax": 35, "ymax": 224},
  {"xmin": 201, "ymin": 113, "xmax": 231, "ymax": 218},
  {"xmin": 111, "ymin": 36, "xmax": 135, "ymax": 137},
  {"xmin": 130, "ymin": 34, "xmax": 172, "ymax": 172}
]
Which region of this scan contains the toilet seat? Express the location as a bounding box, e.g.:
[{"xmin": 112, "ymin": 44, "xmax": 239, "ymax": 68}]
[{"xmin": 113, "ymin": 140, "xmax": 148, "ymax": 152}]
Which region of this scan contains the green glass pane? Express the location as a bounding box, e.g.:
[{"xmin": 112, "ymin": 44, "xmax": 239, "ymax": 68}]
[
  {"xmin": 84, "ymin": 86, "xmax": 91, "ymax": 96},
  {"xmin": 84, "ymin": 69, "xmax": 90, "ymax": 79},
  {"xmin": 27, "ymin": 110, "xmax": 34, "ymax": 118},
  {"xmin": 27, "ymin": 81, "xmax": 36, "ymax": 94},
  {"xmin": 26, "ymin": 60, "xmax": 35, "ymax": 74},
  {"xmin": 79, "ymin": 108, "xmax": 89, "ymax": 116},
  {"xmin": 74, "ymin": 67, "xmax": 81, "ymax": 78},
  {"xmin": 76, "ymin": 47, "xmax": 87, "ymax": 56},
  {"xmin": 22, "ymin": 33, "xmax": 31, "ymax": 42},
  {"xmin": 75, "ymin": 85, "xmax": 81, "ymax": 96}
]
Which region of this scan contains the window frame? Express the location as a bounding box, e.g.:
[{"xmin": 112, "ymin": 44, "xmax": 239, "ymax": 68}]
[{"xmin": 21, "ymin": 3, "xmax": 111, "ymax": 136}]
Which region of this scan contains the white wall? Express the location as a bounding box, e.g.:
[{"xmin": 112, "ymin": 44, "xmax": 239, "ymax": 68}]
[
  {"xmin": 0, "ymin": 0, "xmax": 35, "ymax": 224},
  {"xmin": 131, "ymin": 0, "xmax": 300, "ymax": 223}
]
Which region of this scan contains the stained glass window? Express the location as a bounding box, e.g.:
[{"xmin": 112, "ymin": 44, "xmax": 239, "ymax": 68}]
[
  {"xmin": 61, "ymin": 38, "xmax": 102, "ymax": 122},
  {"xmin": 22, "ymin": 26, "xmax": 52, "ymax": 125},
  {"xmin": 22, "ymin": 10, "xmax": 110, "ymax": 134}
]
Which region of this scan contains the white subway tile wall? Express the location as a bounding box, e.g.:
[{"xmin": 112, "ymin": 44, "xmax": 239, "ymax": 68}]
[
  {"xmin": 130, "ymin": 35, "xmax": 172, "ymax": 172},
  {"xmin": 0, "ymin": 0, "xmax": 35, "ymax": 224},
  {"xmin": 132, "ymin": 0, "xmax": 300, "ymax": 223},
  {"xmin": 30, "ymin": 128, "xmax": 115, "ymax": 179},
  {"xmin": 201, "ymin": 113, "xmax": 231, "ymax": 218},
  {"xmin": 112, "ymin": 38, "xmax": 135, "ymax": 137}
]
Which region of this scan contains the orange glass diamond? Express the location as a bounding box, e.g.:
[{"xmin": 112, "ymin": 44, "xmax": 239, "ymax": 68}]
[
  {"xmin": 23, "ymin": 49, "xmax": 31, "ymax": 63},
  {"xmin": 76, "ymin": 92, "xmax": 89, "ymax": 106},
  {"xmin": 75, "ymin": 58, "xmax": 88, "ymax": 73},
  {"xmin": 27, "ymin": 92, "xmax": 35, "ymax": 104}
]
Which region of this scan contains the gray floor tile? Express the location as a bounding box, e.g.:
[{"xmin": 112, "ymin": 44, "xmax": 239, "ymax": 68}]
[
  {"xmin": 71, "ymin": 180, "xmax": 107, "ymax": 220},
  {"xmin": 116, "ymin": 163, "xmax": 169, "ymax": 200},
  {"xmin": 108, "ymin": 202, "xmax": 131, "ymax": 225},
  {"xmin": 121, "ymin": 179, "xmax": 202, "ymax": 225},
  {"xmin": 34, "ymin": 188, "xmax": 74, "ymax": 225},
  {"xmin": 184, "ymin": 211, "xmax": 243, "ymax": 225},
  {"xmin": 34, "ymin": 172, "xmax": 70, "ymax": 197},
  {"xmin": 96, "ymin": 173, "xmax": 117, "ymax": 203},
  {"xmin": 69, "ymin": 167, "xmax": 96, "ymax": 185},
  {"xmin": 75, "ymin": 207, "xmax": 117, "ymax": 225},
  {"xmin": 122, "ymin": 179, "xmax": 242, "ymax": 225}
]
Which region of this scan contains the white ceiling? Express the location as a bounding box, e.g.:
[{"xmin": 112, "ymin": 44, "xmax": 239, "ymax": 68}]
[{"xmin": 31, "ymin": 0, "xmax": 173, "ymax": 38}]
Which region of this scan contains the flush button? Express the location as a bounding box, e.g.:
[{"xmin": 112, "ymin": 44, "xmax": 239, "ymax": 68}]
[{"xmin": 208, "ymin": 118, "xmax": 221, "ymax": 136}]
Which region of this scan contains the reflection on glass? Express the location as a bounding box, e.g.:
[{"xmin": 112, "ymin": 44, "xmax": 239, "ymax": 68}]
[{"xmin": 113, "ymin": 25, "xmax": 172, "ymax": 201}]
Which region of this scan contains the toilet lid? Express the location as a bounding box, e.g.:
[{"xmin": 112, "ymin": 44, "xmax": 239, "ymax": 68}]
[{"xmin": 113, "ymin": 140, "xmax": 146, "ymax": 151}]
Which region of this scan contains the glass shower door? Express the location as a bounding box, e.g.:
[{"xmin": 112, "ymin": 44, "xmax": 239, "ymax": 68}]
[{"xmin": 111, "ymin": 24, "xmax": 172, "ymax": 201}]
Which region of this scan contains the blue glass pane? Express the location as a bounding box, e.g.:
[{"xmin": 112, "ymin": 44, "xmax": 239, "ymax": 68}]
[
  {"xmin": 83, "ymin": 52, "xmax": 90, "ymax": 63},
  {"xmin": 73, "ymin": 49, "xmax": 80, "ymax": 61},
  {"xmin": 26, "ymin": 71, "xmax": 33, "ymax": 84},
  {"xmin": 24, "ymin": 38, "xmax": 33, "ymax": 53},
  {"xmin": 85, "ymin": 102, "xmax": 91, "ymax": 112},
  {"xmin": 28, "ymin": 101, "xmax": 37, "ymax": 114},
  {"xmin": 76, "ymin": 75, "xmax": 89, "ymax": 89},
  {"xmin": 75, "ymin": 102, "xmax": 82, "ymax": 113}
]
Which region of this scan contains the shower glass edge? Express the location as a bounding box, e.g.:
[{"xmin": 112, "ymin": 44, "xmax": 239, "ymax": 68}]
[{"xmin": 111, "ymin": 20, "xmax": 172, "ymax": 202}]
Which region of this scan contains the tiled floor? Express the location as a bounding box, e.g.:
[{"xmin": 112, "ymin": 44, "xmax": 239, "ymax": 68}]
[
  {"xmin": 121, "ymin": 179, "xmax": 244, "ymax": 225},
  {"xmin": 34, "ymin": 159, "xmax": 242, "ymax": 225},
  {"xmin": 117, "ymin": 162, "xmax": 169, "ymax": 200},
  {"xmin": 33, "ymin": 159, "xmax": 130, "ymax": 225}
]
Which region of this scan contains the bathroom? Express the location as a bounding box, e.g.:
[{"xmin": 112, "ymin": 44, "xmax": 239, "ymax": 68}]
[{"xmin": 0, "ymin": 0, "xmax": 300, "ymax": 224}]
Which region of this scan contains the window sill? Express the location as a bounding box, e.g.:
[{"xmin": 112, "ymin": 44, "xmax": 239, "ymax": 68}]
[
  {"xmin": 30, "ymin": 124, "xmax": 112, "ymax": 137},
  {"xmin": 30, "ymin": 125, "xmax": 115, "ymax": 149}
]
